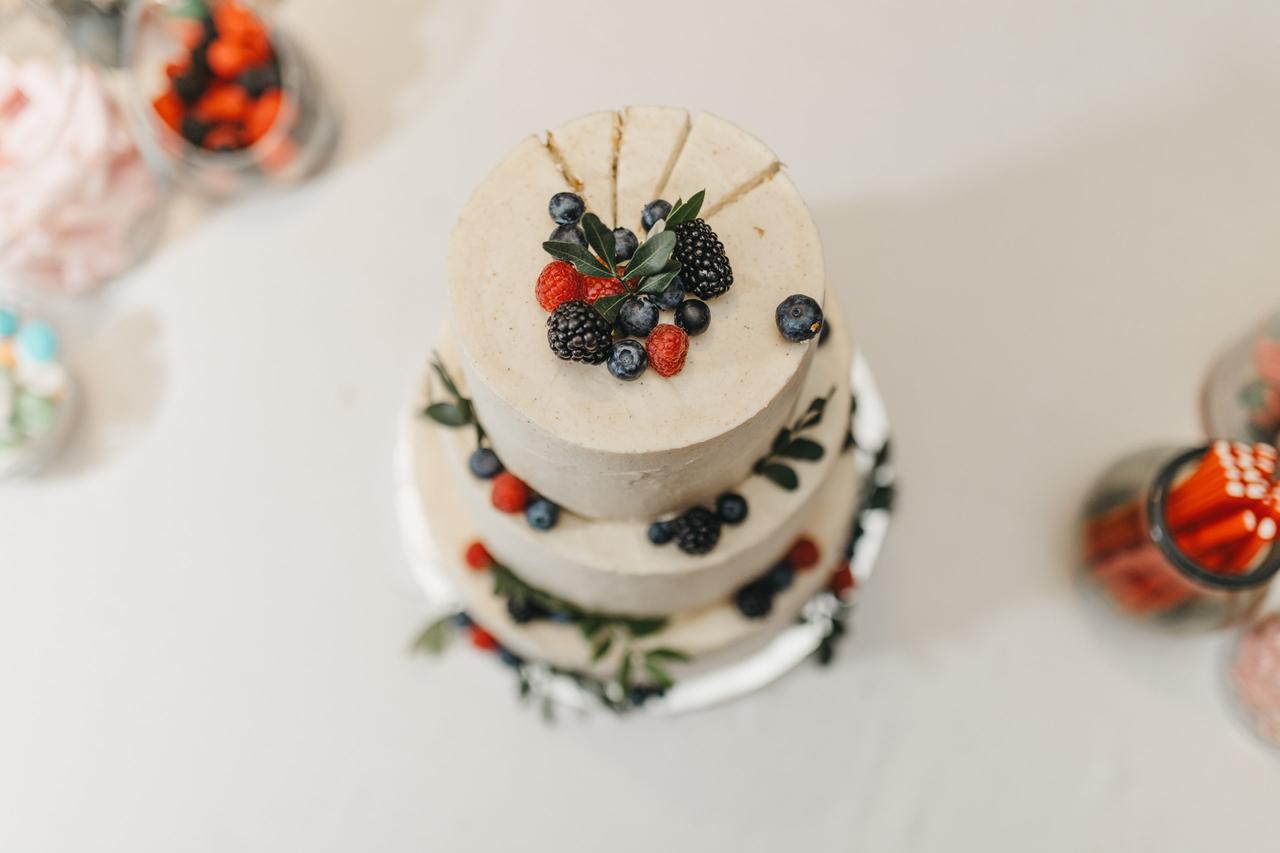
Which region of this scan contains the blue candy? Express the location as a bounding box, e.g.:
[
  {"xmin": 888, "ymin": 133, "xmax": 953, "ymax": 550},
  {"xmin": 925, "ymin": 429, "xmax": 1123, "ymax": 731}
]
[
  {"xmin": 17, "ymin": 322, "xmax": 58, "ymax": 362},
  {"xmin": 0, "ymin": 308, "xmax": 17, "ymax": 338}
]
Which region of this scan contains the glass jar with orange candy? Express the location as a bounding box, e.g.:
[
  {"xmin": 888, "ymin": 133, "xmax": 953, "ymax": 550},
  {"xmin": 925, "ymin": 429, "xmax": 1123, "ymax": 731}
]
[
  {"xmin": 1081, "ymin": 441, "xmax": 1280, "ymax": 630},
  {"xmin": 122, "ymin": 0, "xmax": 338, "ymax": 196}
]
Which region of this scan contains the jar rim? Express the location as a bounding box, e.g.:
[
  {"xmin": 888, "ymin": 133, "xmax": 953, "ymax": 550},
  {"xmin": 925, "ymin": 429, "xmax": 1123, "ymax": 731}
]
[{"xmin": 1147, "ymin": 444, "xmax": 1280, "ymax": 591}]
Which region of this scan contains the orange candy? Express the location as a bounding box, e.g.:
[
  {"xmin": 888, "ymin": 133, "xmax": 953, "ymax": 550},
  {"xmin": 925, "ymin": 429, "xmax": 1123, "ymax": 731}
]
[
  {"xmin": 194, "ymin": 83, "xmax": 249, "ymax": 123},
  {"xmin": 242, "ymin": 89, "xmax": 282, "ymax": 143},
  {"xmin": 203, "ymin": 123, "xmax": 241, "ymax": 150},
  {"xmin": 207, "ymin": 39, "xmax": 254, "ymax": 79},
  {"xmin": 151, "ymin": 92, "xmax": 183, "ymax": 132}
]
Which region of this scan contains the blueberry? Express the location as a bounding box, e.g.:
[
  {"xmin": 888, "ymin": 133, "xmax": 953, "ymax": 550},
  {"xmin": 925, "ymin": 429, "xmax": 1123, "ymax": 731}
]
[
  {"xmin": 648, "ymin": 520, "xmax": 674, "ymax": 545},
  {"xmin": 451, "ymin": 612, "xmax": 473, "ymax": 628},
  {"xmin": 549, "ymin": 223, "xmax": 586, "ymax": 247},
  {"xmin": 715, "ymin": 493, "xmax": 748, "ymax": 525},
  {"xmin": 498, "ymin": 648, "xmax": 523, "ymax": 668},
  {"xmin": 734, "ymin": 581, "xmax": 774, "ymax": 619},
  {"xmin": 654, "ymin": 274, "xmax": 685, "ymax": 311},
  {"xmin": 617, "ymin": 295, "xmax": 659, "ymax": 337},
  {"xmin": 525, "ymin": 498, "xmax": 560, "ymax": 531},
  {"xmin": 642, "ymin": 199, "xmax": 672, "ymax": 232},
  {"xmin": 468, "ymin": 447, "xmax": 503, "ymax": 480},
  {"xmin": 549, "ymin": 612, "xmax": 575, "ymax": 624},
  {"xmin": 612, "ymin": 227, "xmax": 638, "ymax": 262},
  {"xmin": 608, "ymin": 338, "xmax": 648, "ymax": 381},
  {"xmin": 628, "ymin": 685, "xmax": 665, "ymax": 706},
  {"xmin": 549, "ymin": 192, "xmax": 585, "ymax": 225},
  {"xmin": 776, "ymin": 294, "xmax": 824, "ymax": 342},
  {"xmin": 766, "ymin": 562, "xmax": 795, "ymax": 592},
  {"xmin": 675, "ymin": 299, "xmax": 710, "ymax": 336}
]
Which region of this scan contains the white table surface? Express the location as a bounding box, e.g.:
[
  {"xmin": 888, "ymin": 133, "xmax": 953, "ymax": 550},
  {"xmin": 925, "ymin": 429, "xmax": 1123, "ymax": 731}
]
[{"xmin": 4, "ymin": 1, "xmax": 1280, "ymax": 850}]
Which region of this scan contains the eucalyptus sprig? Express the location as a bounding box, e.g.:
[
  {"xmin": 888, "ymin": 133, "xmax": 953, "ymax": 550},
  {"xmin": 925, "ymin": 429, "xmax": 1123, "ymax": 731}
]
[
  {"xmin": 753, "ymin": 387, "xmax": 835, "ymax": 490},
  {"xmin": 422, "ymin": 353, "xmax": 485, "ymax": 447}
]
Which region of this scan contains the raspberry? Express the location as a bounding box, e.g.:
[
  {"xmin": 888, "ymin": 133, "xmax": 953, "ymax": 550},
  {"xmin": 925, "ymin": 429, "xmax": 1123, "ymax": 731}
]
[
  {"xmin": 469, "ymin": 625, "xmax": 499, "ymax": 651},
  {"xmin": 463, "ymin": 541, "xmax": 492, "ymax": 571},
  {"xmin": 646, "ymin": 324, "xmax": 689, "ymax": 377},
  {"xmin": 830, "ymin": 562, "xmax": 855, "ymax": 597},
  {"xmin": 535, "ymin": 261, "xmax": 585, "ymax": 312},
  {"xmin": 789, "ymin": 537, "xmax": 820, "ymax": 571},
  {"xmin": 490, "ymin": 472, "xmax": 529, "ymax": 513},
  {"xmin": 584, "ymin": 276, "xmax": 626, "ymax": 303}
]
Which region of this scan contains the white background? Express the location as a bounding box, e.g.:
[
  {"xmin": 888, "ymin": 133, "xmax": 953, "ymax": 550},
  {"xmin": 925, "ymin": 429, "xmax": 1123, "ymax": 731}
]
[{"xmin": 3, "ymin": 1, "xmax": 1280, "ymax": 850}]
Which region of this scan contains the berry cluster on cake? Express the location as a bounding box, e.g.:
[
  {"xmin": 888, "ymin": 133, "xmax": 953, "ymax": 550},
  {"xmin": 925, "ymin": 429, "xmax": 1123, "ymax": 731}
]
[{"xmin": 403, "ymin": 107, "xmax": 892, "ymax": 713}]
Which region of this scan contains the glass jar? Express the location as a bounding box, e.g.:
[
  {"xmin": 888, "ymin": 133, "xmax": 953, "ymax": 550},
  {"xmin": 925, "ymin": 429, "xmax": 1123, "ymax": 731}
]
[
  {"xmin": 1081, "ymin": 444, "xmax": 1280, "ymax": 630},
  {"xmin": 0, "ymin": 301, "xmax": 77, "ymax": 478},
  {"xmin": 0, "ymin": 0, "xmax": 167, "ymax": 296},
  {"xmin": 1227, "ymin": 611, "xmax": 1280, "ymax": 749},
  {"xmin": 122, "ymin": 0, "xmax": 339, "ymax": 197},
  {"xmin": 1203, "ymin": 311, "xmax": 1280, "ymax": 445}
]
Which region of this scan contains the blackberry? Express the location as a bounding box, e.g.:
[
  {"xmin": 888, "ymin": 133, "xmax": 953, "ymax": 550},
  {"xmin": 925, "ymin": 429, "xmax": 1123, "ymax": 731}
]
[
  {"xmin": 672, "ymin": 219, "xmax": 733, "ymax": 299},
  {"xmin": 675, "ymin": 299, "xmax": 710, "ymax": 336},
  {"xmin": 507, "ymin": 596, "xmax": 548, "ymax": 624},
  {"xmin": 734, "ymin": 580, "xmax": 774, "ymax": 619},
  {"xmin": 715, "ymin": 493, "xmax": 748, "ymax": 525},
  {"xmin": 653, "ymin": 274, "xmax": 685, "ymax": 311},
  {"xmin": 617, "ymin": 295, "xmax": 659, "ymax": 337},
  {"xmin": 548, "ymin": 192, "xmax": 585, "ymax": 225},
  {"xmin": 642, "ymin": 199, "xmax": 671, "ymax": 232},
  {"xmin": 468, "ymin": 447, "xmax": 503, "ymax": 479},
  {"xmin": 672, "ymin": 507, "xmax": 721, "ymax": 555},
  {"xmin": 525, "ymin": 498, "xmax": 560, "ymax": 530},
  {"xmin": 647, "ymin": 520, "xmax": 674, "ymax": 545},
  {"xmin": 547, "ymin": 300, "xmax": 613, "ymax": 364},
  {"xmin": 549, "ymin": 223, "xmax": 586, "ymax": 247},
  {"xmin": 613, "ymin": 228, "xmax": 638, "ymax": 262}
]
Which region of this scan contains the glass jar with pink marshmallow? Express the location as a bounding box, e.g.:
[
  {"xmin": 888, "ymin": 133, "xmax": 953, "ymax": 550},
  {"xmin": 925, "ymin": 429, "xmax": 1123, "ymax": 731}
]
[{"xmin": 0, "ymin": 0, "xmax": 167, "ymax": 296}]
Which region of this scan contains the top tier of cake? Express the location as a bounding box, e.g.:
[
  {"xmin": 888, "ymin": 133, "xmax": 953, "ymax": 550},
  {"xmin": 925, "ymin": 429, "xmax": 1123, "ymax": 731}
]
[{"xmin": 447, "ymin": 107, "xmax": 826, "ymax": 521}]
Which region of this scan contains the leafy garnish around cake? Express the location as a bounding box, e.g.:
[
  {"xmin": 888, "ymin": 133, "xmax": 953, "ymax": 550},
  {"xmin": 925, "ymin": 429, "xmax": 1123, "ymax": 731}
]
[{"xmin": 753, "ymin": 388, "xmax": 834, "ymax": 490}]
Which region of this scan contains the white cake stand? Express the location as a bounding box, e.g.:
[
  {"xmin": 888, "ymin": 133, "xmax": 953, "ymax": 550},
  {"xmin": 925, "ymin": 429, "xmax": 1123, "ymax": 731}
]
[{"xmin": 394, "ymin": 349, "xmax": 894, "ymax": 717}]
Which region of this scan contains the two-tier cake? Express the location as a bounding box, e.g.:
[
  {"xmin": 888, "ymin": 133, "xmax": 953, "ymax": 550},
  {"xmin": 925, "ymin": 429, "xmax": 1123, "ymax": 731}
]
[{"xmin": 402, "ymin": 107, "xmax": 892, "ymax": 712}]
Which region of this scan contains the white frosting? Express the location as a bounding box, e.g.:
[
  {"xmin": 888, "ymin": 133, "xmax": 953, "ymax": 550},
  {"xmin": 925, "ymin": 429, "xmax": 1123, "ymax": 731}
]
[
  {"xmin": 544, "ymin": 111, "xmax": 619, "ymax": 225},
  {"xmin": 428, "ymin": 295, "xmax": 852, "ymax": 615},
  {"xmin": 448, "ymin": 108, "xmax": 825, "ymax": 520},
  {"xmin": 615, "ymin": 105, "xmax": 690, "ymax": 235},
  {"xmin": 0, "ymin": 58, "xmax": 161, "ymax": 293}
]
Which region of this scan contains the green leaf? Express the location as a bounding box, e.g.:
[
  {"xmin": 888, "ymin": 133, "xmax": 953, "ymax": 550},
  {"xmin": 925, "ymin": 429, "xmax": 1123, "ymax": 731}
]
[
  {"xmin": 625, "ymin": 618, "xmax": 667, "ymax": 638},
  {"xmin": 543, "ymin": 241, "xmax": 614, "ymax": 278},
  {"xmin": 621, "ymin": 231, "xmax": 676, "ymax": 281},
  {"xmin": 431, "ymin": 356, "xmax": 460, "ymax": 400},
  {"xmin": 643, "ymin": 660, "xmax": 674, "ymax": 690},
  {"xmin": 592, "ymin": 293, "xmax": 630, "ymax": 325},
  {"xmin": 424, "ymin": 402, "xmax": 469, "ymax": 427},
  {"xmin": 779, "ymin": 437, "xmax": 824, "ymax": 460},
  {"xmin": 869, "ymin": 483, "xmax": 896, "ymax": 511},
  {"xmin": 874, "ymin": 440, "xmax": 892, "ymax": 466},
  {"xmin": 592, "ymin": 634, "xmax": 614, "ymax": 662},
  {"xmin": 636, "ymin": 265, "xmax": 682, "ymax": 295},
  {"xmin": 617, "ymin": 652, "xmax": 633, "ymax": 690},
  {"xmin": 771, "ymin": 428, "xmax": 792, "ymax": 454},
  {"xmin": 581, "ymin": 213, "xmax": 616, "ymax": 274},
  {"xmin": 761, "ymin": 462, "xmax": 799, "ymax": 491},
  {"xmin": 411, "ymin": 617, "xmax": 453, "ymax": 655},
  {"xmin": 644, "ymin": 647, "xmax": 691, "ymax": 664},
  {"xmin": 578, "ymin": 616, "xmax": 604, "ymax": 640},
  {"xmin": 663, "ymin": 190, "xmax": 705, "ymax": 229},
  {"xmin": 796, "ymin": 394, "xmax": 828, "ymax": 430}
]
